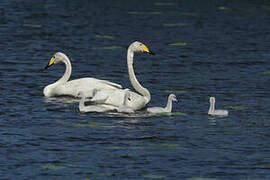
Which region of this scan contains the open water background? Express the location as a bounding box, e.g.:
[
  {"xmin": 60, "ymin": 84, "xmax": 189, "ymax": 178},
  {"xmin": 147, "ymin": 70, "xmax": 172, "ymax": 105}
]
[{"xmin": 1, "ymin": 0, "xmax": 270, "ymax": 179}]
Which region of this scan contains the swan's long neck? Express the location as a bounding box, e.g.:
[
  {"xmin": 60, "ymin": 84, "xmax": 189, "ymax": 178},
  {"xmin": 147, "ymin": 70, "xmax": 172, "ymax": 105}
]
[
  {"xmin": 44, "ymin": 56, "xmax": 72, "ymax": 96},
  {"xmin": 208, "ymin": 100, "xmax": 215, "ymax": 114},
  {"xmin": 127, "ymin": 49, "xmax": 151, "ymax": 104},
  {"xmin": 56, "ymin": 57, "xmax": 72, "ymax": 85},
  {"xmin": 165, "ymin": 96, "xmax": 173, "ymax": 112}
]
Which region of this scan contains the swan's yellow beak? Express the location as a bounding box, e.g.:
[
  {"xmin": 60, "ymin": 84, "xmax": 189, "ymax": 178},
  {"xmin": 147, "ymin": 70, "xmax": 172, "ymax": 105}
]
[
  {"xmin": 45, "ymin": 57, "xmax": 55, "ymax": 69},
  {"xmin": 142, "ymin": 44, "xmax": 155, "ymax": 55}
]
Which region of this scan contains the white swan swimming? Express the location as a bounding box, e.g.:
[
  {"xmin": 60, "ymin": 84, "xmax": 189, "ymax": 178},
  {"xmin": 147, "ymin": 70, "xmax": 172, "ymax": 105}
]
[
  {"xmin": 77, "ymin": 91, "xmax": 117, "ymax": 113},
  {"xmin": 43, "ymin": 52, "xmax": 123, "ymax": 97},
  {"xmin": 147, "ymin": 94, "xmax": 178, "ymax": 114},
  {"xmin": 208, "ymin": 97, "xmax": 229, "ymax": 116},
  {"xmin": 90, "ymin": 41, "xmax": 155, "ymax": 110}
]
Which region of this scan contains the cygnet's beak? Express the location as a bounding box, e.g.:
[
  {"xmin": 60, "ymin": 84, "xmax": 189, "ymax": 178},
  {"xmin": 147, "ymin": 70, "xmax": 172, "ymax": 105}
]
[
  {"xmin": 142, "ymin": 44, "xmax": 155, "ymax": 55},
  {"xmin": 45, "ymin": 56, "xmax": 55, "ymax": 69},
  {"xmin": 173, "ymin": 97, "xmax": 178, "ymax": 102}
]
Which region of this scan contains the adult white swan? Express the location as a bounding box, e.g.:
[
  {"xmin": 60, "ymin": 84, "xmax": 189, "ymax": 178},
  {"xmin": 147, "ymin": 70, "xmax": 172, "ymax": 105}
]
[
  {"xmin": 43, "ymin": 52, "xmax": 123, "ymax": 97},
  {"xmin": 90, "ymin": 41, "xmax": 155, "ymax": 110},
  {"xmin": 208, "ymin": 97, "xmax": 229, "ymax": 116},
  {"xmin": 147, "ymin": 94, "xmax": 178, "ymax": 114}
]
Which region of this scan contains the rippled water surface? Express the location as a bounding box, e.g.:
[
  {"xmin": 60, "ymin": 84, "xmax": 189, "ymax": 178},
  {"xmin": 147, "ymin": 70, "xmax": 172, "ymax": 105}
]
[{"xmin": 1, "ymin": 0, "xmax": 270, "ymax": 179}]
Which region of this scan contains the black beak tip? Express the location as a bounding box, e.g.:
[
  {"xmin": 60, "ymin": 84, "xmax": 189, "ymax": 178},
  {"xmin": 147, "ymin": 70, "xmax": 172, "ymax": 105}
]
[
  {"xmin": 149, "ymin": 51, "xmax": 155, "ymax": 55},
  {"xmin": 44, "ymin": 64, "xmax": 50, "ymax": 69}
]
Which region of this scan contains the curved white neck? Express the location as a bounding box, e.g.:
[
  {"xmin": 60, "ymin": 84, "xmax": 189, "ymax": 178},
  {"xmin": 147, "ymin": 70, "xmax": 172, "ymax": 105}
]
[
  {"xmin": 45, "ymin": 56, "xmax": 71, "ymax": 89},
  {"xmin": 208, "ymin": 100, "xmax": 215, "ymax": 114},
  {"xmin": 43, "ymin": 56, "xmax": 72, "ymax": 96},
  {"xmin": 127, "ymin": 49, "xmax": 151, "ymax": 104},
  {"xmin": 56, "ymin": 57, "xmax": 72, "ymax": 85},
  {"xmin": 165, "ymin": 97, "xmax": 173, "ymax": 112}
]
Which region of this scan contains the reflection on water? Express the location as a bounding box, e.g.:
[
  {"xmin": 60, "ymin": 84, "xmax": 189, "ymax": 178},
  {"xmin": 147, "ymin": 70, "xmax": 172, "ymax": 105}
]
[{"xmin": 1, "ymin": 0, "xmax": 270, "ymax": 179}]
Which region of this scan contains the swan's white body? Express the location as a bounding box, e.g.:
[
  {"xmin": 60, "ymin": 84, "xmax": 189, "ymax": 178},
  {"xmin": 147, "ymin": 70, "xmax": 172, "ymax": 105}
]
[
  {"xmin": 208, "ymin": 97, "xmax": 229, "ymax": 116},
  {"xmin": 117, "ymin": 89, "xmax": 135, "ymax": 113},
  {"xmin": 147, "ymin": 94, "xmax": 178, "ymax": 114},
  {"xmin": 77, "ymin": 91, "xmax": 117, "ymax": 113},
  {"xmin": 43, "ymin": 52, "xmax": 122, "ymax": 98},
  {"xmin": 90, "ymin": 41, "xmax": 154, "ymax": 110}
]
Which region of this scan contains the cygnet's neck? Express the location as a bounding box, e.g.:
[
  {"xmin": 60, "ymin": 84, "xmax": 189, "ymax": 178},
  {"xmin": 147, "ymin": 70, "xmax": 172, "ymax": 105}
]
[
  {"xmin": 165, "ymin": 96, "xmax": 173, "ymax": 112},
  {"xmin": 79, "ymin": 94, "xmax": 86, "ymax": 110},
  {"xmin": 127, "ymin": 48, "xmax": 151, "ymax": 104},
  {"xmin": 123, "ymin": 92, "xmax": 128, "ymax": 106},
  {"xmin": 208, "ymin": 100, "xmax": 215, "ymax": 114}
]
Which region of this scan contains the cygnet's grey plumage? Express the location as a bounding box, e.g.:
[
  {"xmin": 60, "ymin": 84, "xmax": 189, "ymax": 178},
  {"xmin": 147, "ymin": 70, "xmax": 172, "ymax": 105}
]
[
  {"xmin": 117, "ymin": 89, "xmax": 135, "ymax": 113},
  {"xmin": 147, "ymin": 94, "xmax": 178, "ymax": 114},
  {"xmin": 208, "ymin": 97, "xmax": 229, "ymax": 116},
  {"xmin": 77, "ymin": 91, "xmax": 117, "ymax": 113}
]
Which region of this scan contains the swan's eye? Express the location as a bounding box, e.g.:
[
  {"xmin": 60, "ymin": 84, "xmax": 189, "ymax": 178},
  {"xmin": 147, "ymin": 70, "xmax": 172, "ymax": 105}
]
[{"xmin": 128, "ymin": 97, "xmax": 131, "ymax": 101}]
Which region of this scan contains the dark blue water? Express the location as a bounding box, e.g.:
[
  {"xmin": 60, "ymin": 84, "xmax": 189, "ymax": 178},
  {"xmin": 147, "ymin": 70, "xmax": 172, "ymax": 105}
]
[{"xmin": 1, "ymin": 0, "xmax": 270, "ymax": 179}]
